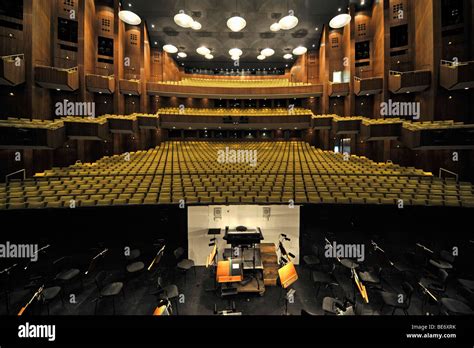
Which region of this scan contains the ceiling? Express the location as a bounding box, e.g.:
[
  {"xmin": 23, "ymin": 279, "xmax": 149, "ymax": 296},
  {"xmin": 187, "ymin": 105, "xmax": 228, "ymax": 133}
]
[{"xmin": 126, "ymin": 0, "xmax": 354, "ymax": 70}]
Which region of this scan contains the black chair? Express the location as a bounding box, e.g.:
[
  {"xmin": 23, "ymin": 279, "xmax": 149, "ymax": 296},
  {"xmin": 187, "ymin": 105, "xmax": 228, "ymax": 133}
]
[
  {"xmin": 358, "ymin": 266, "xmax": 383, "ymax": 290},
  {"xmin": 53, "ymin": 256, "xmax": 83, "ymax": 294},
  {"xmin": 39, "ymin": 286, "xmax": 65, "ymax": 315},
  {"xmin": 420, "ymin": 268, "xmax": 449, "ymax": 294},
  {"xmin": 429, "ymin": 250, "xmax": 454, "ymax": 271},
  {"xmin": 174, "ymin": 247, "xmax": 196, "ymax": 284},
  {"xmin": 312, "ymin": 263, "xmax": 339, "ymax": 297},
  {"xmin": 302, "ymin": 244, "xmax": 321, "ymax": 274},
  {"xmin": 152, "ymin": 277, "xmax": 180, "ymax": 315},
  {"xmin": 322, "ymin": 297, "xmax": 355, "ymax": 315},
  {"xmin": 94, "ymin": 271, "xmax": 125, "ymax": 315},
  {"xmin": 440, "ymin": 297, "xmax": 474, "ymax": 315},
  {"xmin": 379, "ymin": 282, "xmax": 414, "ymax": 315}
]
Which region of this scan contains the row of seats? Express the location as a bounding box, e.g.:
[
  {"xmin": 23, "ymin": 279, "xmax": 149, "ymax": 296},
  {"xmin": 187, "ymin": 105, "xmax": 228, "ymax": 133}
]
[
  {"xmin": 1, "ymin": 141, "xmax": 473, "ymax": 210},
  {"xmin": 157, "ymin": 78, "xmax": 312, "ymax": 88},
  {"xmin": 0, "ymin": 118, "xmax": 64, "ymax": 129},
  {"xmin": 158, "ymin": 107, "xmax": 312, "ymax": 116}
]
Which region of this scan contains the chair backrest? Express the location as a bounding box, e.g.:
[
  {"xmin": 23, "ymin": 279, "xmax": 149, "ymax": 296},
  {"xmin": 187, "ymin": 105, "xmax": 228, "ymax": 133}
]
[
  {"xmin": 402, "ymin": 282, "xmax": 414, "ymax": 306},
  {"xmin": 156, "ymin": 276, "xmax": 164, "ymax": 290},
  {"xmin": 95, "ymin": 271, "xmax": 106, "ymax": 290},
  {"xmin": 440, "ymin": 250, "xmax": 455, "ymax": 264},
  {"xmin": 438, "ymin": 269, "xmax": 449, "ymax": 284},
  {"xmin": 174, "ymin": 247, "xmax": 184, "ymax": 260}
]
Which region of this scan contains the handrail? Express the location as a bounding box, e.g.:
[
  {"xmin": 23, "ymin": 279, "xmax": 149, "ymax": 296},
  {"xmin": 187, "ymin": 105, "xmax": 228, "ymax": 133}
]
[
  {"xmin": 440, "ymin": 59, "xmax": 473, "ymax": 67},
  {"xmin": 354, "ymin": 76, "xmax": 382, "ymax": 81},
  {"xmin": 439, "ymin": 168, "xmax": 458, "ymax": 182},
  {"xmin": 35, "ymin": 65, "xmax": 78, "ymax": 73},
  {"xmin": 389, "ymin": 69, "xmax": 431, "ymax": 75},
  {"xmin": 2, "ymin": 53, "xmax": 24, "ymax": 60},
  {"xmin": 6, "ymin": 169, "xmax": 26, "ymax": 183}
]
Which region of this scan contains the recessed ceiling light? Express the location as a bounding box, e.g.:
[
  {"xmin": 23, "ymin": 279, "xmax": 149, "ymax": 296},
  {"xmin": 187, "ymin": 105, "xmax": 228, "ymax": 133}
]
[
  {"xmin": 329, "ymin": 13, "xmax": 351, "ymax": 29},
  {"xmin": 257, "ymin": 54, "xmax": 266, "ymax": 60},
  {"xmin": 178, "ymin": 52, "xmax": 187, "ymax": 58},
  {"xmin": 293, "ymin": 46, "xmax": 307, "ymax": 55},
  {"xmin": 284, "ymin": 53, "xmax": 293, "ymax": 59},
  {"xmin": 279, "ymin": 11, "xmax": 298, "ymax": 30},
  {"xmin": 196, "ymin": 46, "xmax": 211, "ymax": 55},
  {"xmin": 261, "ymin": 48, "xmax": 275, "ymax": 57},
  {"xmin": 163, "ymin": 44, "xmax": 178, "ymax": 53},
  {"xmin": 270, "ymin": 23, "xmax": 281, "ymax": 32},
  {"xmin": 151, "ymin": 24, "xmax": 155, "ymax": 28},
  {"xmin": 118, "ymin": 10, "xmax": 141, "ymax": 25},
  {"xmin": 174, "ymin": 10, "xmax": 194, "ymax": 28},
  {"xmin": 205, "ymin": 53, "xmax": 214, "ymax": 59},
  {"xmin": 191, "ymin": 21, "xmax": 202, "ymax": 30},
  {"xmin": 227, "ymin": 16, "xmax": 246, "ymax": 32}
]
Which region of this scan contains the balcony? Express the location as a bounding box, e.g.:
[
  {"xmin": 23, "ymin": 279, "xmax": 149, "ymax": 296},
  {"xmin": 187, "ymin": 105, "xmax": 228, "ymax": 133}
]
[
  {"xmin": 354, "ymin": 76, "xmax": 383, "ymax": 96},
  {"xmin": 331, "ymin": 116, "xmax": 363, "ymax": 135},
  {"xmin": 401, "ymin": 121, "xmax": 474, "ymax": 150},
  {"xmin": 106, "ymin": 115, "xmax": 138, "ymax": 134},
  {"xmin": 136, "ymin": 114, "xmax": 159, "ymax": 129},
  {"xmin": 440, "ymin": 60, "xmax": 474, "ymax": 91},
  {"xmin": 328, "ymin": 82, "xmax": 350, "ymax": 97},
  {"xmin": 34, "ymin": 65, "xmax": 79, "ymax": 91},
  {"xmin": 119, "ymin": 79, "xmax": 141, "ymax": 95},
  {"xmin": 388, "ymin": 70, "xmax": 431, "ymax": 94},
  {"xmin": 312, "ymin": 115, "xmax": 334, "ymax": 129},
  {"xmin": 0, "ymin": 119, "xmax": 65, "ymax": 149},
  {"xmin": 61, "ymin": 117, "xmax": 109, "ymax": 140},
  {"xmin": 0, "ymin": 54, "xmax": 25, "ymax": 86},
  {"xmin": 146, "ymin": 82, "xmax": 324, "ymax": 99},
  {"xmin": 86, "ymin": 74, "xmax": 115, "ymax": 94},
  {"xmin": 360, "ymin": 119, "xmax": 403, "ymax": 141}
]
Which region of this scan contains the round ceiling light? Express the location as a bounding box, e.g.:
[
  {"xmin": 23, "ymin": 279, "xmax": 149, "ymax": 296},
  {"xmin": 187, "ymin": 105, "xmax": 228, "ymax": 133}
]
[
  {"xmin": 178, "ymin": 52, "xmax": 187, "ymax": 58},
  {"xmin": 270, "ymin": 22, "xmax": 281, "ymax": 32},
  {"xmin": 163, "ymin": 44, "xmax": 178, "ymax": 54},
  {"xmin": 257, "ymin": 54, "xmax": 266, "ymax": 60},
  {"xmin": 231, "ymin": 55, "xmax": 240, "ymax": 61},
  {"xmin": 229, "ymin": 48, "xmax": 243, "ymax": 57},
  {"xmin": 205, "ymin": 54, "xmax": 214, "ymax": 59},
  {"xmin": 284, "ymin": 53, "xmax": 293, "ymax": 59},
  {"xmin": 227, "ymin": 16, "xmax": 246, "ymax": 32},
  {"xmin": 196, "ymin": 46, "xmax": 211, "ymax": 55},
  {"xmin": 118, "ymin": 11, "xmax": 141, "ymax": 25},
  {"xmin": 191, "ymin": 21, "xmax": 202, "ymax": 30},
  {"xmin": 174, "ymin": 10, "xmax": 194, "ymax": 28},
  {"xmin": 292, "ymin": 46, "xmax": 307, "ymax": 55},
  {"xmin": 279, "ymin": 12, "xmax": 298, "ymax": 30},
  {"xmin": 261, "ymin": 48, "xmax": 275, "ymax": 57},
  {"xmin": 329, "ymin": 13, "xmax": 352, "ymax": 29}
]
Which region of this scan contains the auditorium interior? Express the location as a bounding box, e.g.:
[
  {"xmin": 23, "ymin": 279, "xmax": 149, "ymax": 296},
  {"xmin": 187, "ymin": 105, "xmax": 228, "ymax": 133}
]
[{"xmin": 1, "ymin": 0, "xmax": 474, "ymax": 317}]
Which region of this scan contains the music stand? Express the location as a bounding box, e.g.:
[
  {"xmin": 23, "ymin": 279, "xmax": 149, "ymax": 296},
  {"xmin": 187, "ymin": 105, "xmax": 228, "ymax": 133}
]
[{"xmin": 351, "ymin": 268, "xmax": 369, "ymax": 307}]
